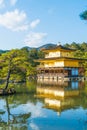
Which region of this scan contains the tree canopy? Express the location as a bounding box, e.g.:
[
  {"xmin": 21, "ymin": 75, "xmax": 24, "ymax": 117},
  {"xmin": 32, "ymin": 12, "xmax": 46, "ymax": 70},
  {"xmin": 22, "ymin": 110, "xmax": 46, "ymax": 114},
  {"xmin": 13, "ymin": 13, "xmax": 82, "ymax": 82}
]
[
  {"xmin": 80, "ymin": 10, "xmax": 87, "ymax": 20},
  {"xmin": 0, "ymin": 48, "xmax": 44, "ymax": 90}
]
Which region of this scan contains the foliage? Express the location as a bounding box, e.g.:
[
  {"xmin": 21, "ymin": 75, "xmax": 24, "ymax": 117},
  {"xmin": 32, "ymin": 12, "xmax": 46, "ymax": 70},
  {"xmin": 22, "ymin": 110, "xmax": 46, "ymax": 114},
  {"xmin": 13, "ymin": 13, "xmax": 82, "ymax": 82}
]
[
  {"xmin": 0, "ymin": 47, "xmax": 45, "ymax": 89},
  {"xmin": 28, "ymin": 49, "xmax": 44, "ymax": 67},
  {"xmin": 80, "ymin": 10, "xmax": 87, "ymax": 20},
  {"xmin": 64, "ymin": 42, "xmax": 87, "ymax": 76}
]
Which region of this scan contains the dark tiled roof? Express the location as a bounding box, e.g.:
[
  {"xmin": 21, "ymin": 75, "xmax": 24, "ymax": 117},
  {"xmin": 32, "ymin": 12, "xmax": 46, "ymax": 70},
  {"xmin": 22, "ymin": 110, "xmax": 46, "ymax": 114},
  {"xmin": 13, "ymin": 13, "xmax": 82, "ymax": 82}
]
[{"xmin": 43, "ymin": 45, "xmax": 75, "ymax": 52}]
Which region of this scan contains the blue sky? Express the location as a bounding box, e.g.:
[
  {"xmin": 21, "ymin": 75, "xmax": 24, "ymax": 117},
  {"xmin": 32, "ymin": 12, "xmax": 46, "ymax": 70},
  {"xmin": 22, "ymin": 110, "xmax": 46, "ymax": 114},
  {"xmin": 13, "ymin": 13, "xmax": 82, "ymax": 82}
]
[{"xmin": 0, "ymin": 0, "xmax": 87, "ymax": 50}]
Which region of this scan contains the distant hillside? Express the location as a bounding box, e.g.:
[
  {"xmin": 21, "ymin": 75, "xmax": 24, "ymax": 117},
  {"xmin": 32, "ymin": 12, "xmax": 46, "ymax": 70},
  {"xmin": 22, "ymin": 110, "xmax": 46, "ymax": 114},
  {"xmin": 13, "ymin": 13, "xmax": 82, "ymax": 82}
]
[
  {"xmin": 22, "ymin": 43, "xmax": 56, "ymax": 50},
  {"xmin": 0, "ymin": 44, "xmax": 56, "ymax": 54},
  {"xmin": 1, "ymin": 42, "xmax": 87, "ymax": 53},
  {"xmin": 0, "ymin": 50, "xmax": 9, "ymax": 54},
  {"xmin": 37, "ymin": 43, "xmax": 56, "ymax": 50}
]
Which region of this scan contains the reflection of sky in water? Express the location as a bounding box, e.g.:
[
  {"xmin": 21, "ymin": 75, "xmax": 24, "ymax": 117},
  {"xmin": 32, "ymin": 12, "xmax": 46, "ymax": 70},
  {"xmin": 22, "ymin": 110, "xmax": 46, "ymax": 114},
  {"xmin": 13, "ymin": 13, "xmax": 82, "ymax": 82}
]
[
  {"xmin": 0, "ymin": 99, "xmax": 7, "ymax": 122},
  {"xmin": 11, "ymin": 102, "xmax": 46, "ymax": 118},
  {"xmin": 30, "ymin": 122, "xmax": 40, "ymax": 130},
  {"xmin": 0, "ymin": 81, "xmax": 87, "ymax": 130},
  {"xmin": 0, "ymin": 99, "xmax": 6, "ymax": 109},
  {"xmin": 0, "ymin": 98, "xmax": 87, "ymax": 130},
  {"xmin": 28, "ymin": 107, "xmax": 87, "ymax": 130}
]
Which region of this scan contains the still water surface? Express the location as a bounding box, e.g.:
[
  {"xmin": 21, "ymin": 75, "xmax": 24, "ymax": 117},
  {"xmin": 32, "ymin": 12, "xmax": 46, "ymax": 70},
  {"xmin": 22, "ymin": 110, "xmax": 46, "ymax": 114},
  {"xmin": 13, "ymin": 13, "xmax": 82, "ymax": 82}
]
[{"xmin": 0, "ymin": 79, "xmax": 87, "ymax": 130}]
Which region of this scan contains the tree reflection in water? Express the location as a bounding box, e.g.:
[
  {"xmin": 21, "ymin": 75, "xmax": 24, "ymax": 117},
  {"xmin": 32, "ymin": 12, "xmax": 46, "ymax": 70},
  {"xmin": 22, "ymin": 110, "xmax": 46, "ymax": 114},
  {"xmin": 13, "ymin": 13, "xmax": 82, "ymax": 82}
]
[
  {"xmin": 0, "ymin": 96, "xmax": 31, "ymax": 130},
  {"xmin": 0, "ymin": 80, "xmax": 37, "ymax": 130},
  {"xmin": 1, "ymin": 80, "xmax": 87, "ymax": 130}
]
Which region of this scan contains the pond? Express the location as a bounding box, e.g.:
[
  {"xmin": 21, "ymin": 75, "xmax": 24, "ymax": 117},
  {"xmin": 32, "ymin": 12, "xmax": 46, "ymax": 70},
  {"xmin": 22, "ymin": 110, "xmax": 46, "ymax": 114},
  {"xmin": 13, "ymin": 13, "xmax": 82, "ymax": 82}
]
[{"xmin": 0, "ymin": 79, "xmax": 87, "ymax": 130}]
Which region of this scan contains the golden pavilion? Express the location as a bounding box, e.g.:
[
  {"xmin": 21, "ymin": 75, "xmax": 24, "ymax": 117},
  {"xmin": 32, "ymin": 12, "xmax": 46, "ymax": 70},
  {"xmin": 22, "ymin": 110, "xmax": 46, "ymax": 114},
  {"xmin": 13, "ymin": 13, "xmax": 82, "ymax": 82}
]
[{"xmin": 37, "ymin": 44, "xmax": 84, "ymax": 80}]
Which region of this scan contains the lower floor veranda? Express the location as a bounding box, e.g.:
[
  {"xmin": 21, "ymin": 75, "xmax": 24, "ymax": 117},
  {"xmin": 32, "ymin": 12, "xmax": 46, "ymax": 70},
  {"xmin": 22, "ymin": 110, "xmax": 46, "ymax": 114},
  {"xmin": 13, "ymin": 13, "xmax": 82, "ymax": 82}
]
[{"xmin": 37, "ymin": 67, "xmax": 84, "ymax": 80}]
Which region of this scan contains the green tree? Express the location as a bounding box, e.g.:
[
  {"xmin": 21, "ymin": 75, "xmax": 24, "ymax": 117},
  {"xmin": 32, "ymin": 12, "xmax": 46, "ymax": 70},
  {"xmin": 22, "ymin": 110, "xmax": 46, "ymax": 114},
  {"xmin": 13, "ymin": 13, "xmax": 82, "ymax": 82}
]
[
  {"xmin": 80, "ymin": 42, "xmax": 87, "ymax": 51},
  {"xmin": 73, "ymin": 50, "xmax": 84, "ymax": 58},
  {"xmin": 0, "ymin": 49, "xmax": 28, "ymax": 90},
  {"xmin": 80, "ymin": 10, "xmax": 87, "ymax": 20},
  {"xmin": 71, "ymin": 42, "xmax": 81, "ymax": 50},
  {"xmin": 28, "ymin": 49, "xmax": 44, "ymax": 67}
]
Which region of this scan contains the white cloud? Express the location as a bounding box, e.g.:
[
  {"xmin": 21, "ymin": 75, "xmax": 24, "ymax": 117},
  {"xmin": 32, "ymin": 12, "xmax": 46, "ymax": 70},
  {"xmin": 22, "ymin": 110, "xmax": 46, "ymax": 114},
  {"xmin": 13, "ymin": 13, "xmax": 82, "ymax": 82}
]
[
  {"xmin": 24, "ymin": 32, "xmax": 47, "ymax": 47},
  {"xmin": 0, "ymin": 0, "xmax": 3, "ymax": 5},
  {"xmin": 0, "ymin": 0, "xmax": 18, "ymax": 7},
  {"xmin": 0, "ymin": 0, "xmax": 5, "ymax": 7},
  {"xmin": 30, "ymin": 19, "xmax": 40, "ymax": 29},
  {"xmin": 0, "ymin": 9, "xmax": 29, "ymax": 31},
  {"xmin": 10, "ymin": 0, "xmax": 18, "ymax": 6}
]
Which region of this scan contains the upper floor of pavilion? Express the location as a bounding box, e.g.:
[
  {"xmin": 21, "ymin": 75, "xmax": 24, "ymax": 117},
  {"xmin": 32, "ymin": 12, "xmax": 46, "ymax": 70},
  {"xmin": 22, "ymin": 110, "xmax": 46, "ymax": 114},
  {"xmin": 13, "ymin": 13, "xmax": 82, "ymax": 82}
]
[{"xmin": 42, "ymin": 44, "xmax": 75, "ymax": 59}]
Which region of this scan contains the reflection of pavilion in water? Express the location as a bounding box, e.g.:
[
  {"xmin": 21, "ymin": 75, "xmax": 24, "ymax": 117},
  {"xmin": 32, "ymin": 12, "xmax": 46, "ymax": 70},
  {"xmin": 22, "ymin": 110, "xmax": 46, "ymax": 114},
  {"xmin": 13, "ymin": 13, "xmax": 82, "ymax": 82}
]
[{"xmin": 36, "ymin": 79, "xmax": 85, "ymax": 114}]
